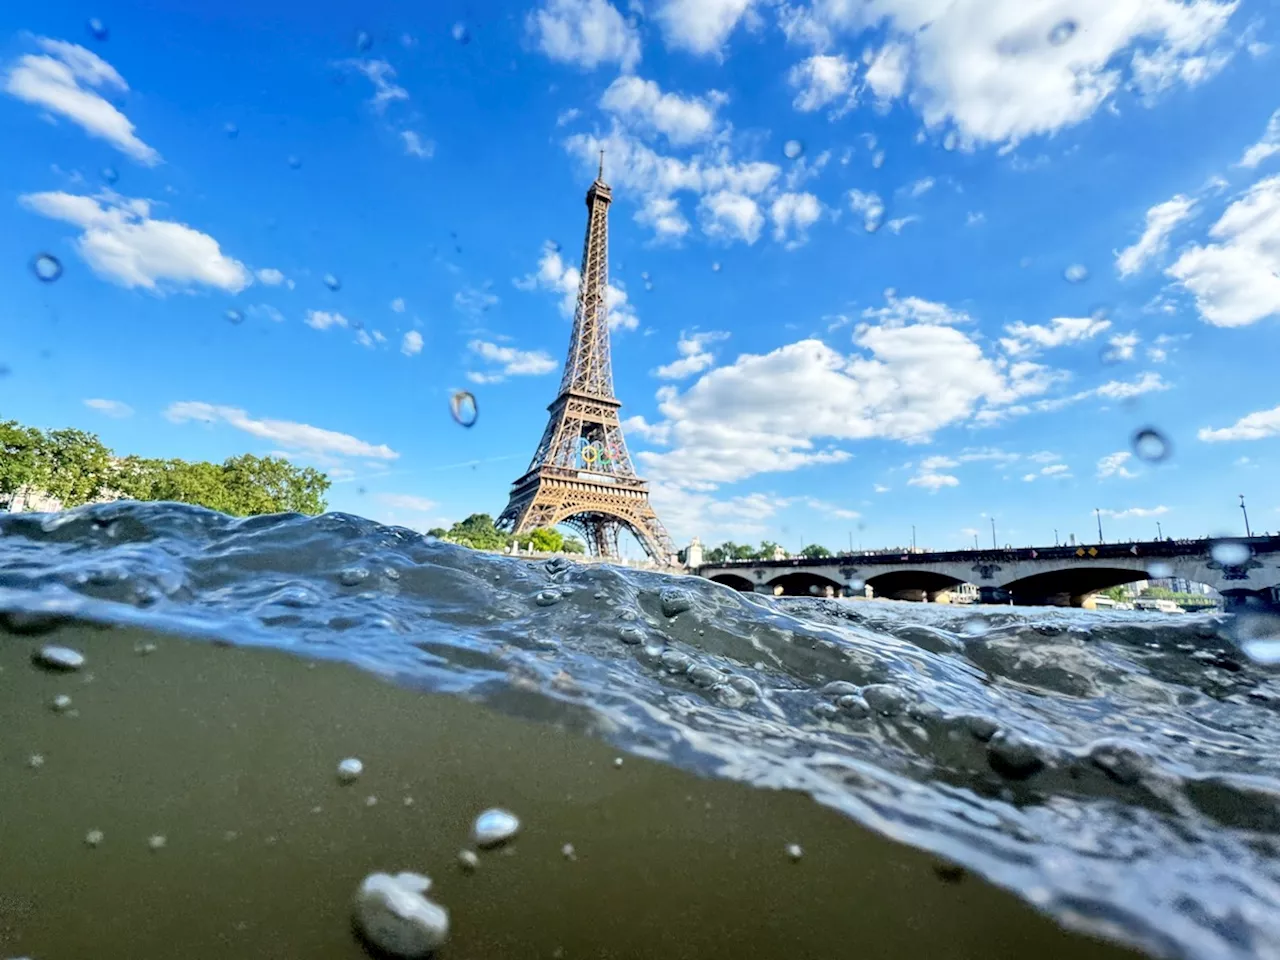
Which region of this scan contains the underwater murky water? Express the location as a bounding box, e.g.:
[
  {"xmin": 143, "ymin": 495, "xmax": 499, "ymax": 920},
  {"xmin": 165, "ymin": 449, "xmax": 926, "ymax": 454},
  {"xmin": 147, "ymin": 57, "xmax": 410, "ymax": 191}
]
[{"xmin": 3, "ymin": 501, "xmax": 1280, "ymax": 960}]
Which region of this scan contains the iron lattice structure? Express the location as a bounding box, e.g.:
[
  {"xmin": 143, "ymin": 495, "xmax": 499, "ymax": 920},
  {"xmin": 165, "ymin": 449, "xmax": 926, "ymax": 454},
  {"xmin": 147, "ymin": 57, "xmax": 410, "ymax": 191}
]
[{"xmin": 497, "ymin": 163, "xmax": 676, "ymax": 563}]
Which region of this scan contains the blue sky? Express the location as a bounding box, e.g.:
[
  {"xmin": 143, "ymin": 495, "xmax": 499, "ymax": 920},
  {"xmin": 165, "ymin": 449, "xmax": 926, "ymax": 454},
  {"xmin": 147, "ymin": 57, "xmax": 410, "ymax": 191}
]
[{"xmin": 2, "ymin": 0, "xmax": 1279, "ymax": 558}]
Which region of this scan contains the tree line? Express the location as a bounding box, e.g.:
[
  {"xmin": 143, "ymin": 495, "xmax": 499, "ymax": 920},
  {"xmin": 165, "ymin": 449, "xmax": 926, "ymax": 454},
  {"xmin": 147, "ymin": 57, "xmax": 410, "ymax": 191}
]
[
  {"xmin": 426, "ymin": 513, "xmax": 585, "ymax": 554},
  {"xmin": 1, "ymin": 417, "xmax": 330, "ymax": 516},
  {"xmin": 702, "ymin": 540, "xmax": 832, "ymax": 563}
]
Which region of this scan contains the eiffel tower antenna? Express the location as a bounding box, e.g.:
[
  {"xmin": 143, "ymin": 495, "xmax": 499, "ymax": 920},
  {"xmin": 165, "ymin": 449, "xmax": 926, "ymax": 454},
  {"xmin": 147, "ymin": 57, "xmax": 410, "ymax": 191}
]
[{"xmin": 496, "ymin": 167, "xmax": 675, "ymax": 563}]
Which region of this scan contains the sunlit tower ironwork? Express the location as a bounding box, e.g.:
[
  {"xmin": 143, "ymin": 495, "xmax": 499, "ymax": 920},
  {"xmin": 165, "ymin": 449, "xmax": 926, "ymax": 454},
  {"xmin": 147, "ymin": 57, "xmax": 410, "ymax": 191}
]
[{"xmin": 496, "ymin": 156, "xmax": 676, "ymax": 563}]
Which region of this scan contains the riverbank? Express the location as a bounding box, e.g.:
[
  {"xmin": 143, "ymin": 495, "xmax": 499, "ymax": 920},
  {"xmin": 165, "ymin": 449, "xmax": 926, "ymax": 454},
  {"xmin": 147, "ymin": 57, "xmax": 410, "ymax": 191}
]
[{"xmin": 1, "ymin": 623, "xmax": 1143, "ymax": 960}]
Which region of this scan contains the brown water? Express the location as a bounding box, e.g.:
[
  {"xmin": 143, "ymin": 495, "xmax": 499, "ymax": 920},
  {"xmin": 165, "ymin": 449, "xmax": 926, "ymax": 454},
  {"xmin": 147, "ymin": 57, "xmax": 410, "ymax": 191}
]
[{"xmin": 1, "ymin": 625, "xmax": 1139, "ymax": 959}]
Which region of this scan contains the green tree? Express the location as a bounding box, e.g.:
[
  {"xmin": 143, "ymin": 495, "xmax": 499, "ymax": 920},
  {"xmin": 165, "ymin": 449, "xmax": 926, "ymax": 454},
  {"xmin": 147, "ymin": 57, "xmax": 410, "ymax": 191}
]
[
  {"xmin": 426, "ymin": 527, "xmax": 448, "ymax": 539},
  {"xmin": 757, "ymin": 540, "xmax": 782, "ymax": 560},
  {"xmin": 37, "ymin": 427, "xmax": 112, "ymax": 506},
  {"xmin": 562, "ymin": 536, "xmax": 585, "ymax": 554},
  {"xmin": 0, "ymin": 419, "xmax": 49, "ymax": 501},
  {"xmin": 1100, "ymin": 585, "xmax": 1129, "ymax": 602},
  {"xmin": 799, "ymin": 544, "xmax": 832, "ymax": 559},
  {"xmin": 529, "ymin": 527, "xmax": 564, "ymax": 552},
  {"xmin": 447, "ymin": 513, "xmax": 508, "ymax": 550}
]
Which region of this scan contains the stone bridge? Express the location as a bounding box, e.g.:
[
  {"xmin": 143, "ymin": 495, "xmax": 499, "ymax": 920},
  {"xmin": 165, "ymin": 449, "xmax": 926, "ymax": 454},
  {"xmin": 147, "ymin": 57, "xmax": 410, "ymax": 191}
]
[{"xmin": 695, "ymin": 537, "xmax": 1280, "ymax": 611}]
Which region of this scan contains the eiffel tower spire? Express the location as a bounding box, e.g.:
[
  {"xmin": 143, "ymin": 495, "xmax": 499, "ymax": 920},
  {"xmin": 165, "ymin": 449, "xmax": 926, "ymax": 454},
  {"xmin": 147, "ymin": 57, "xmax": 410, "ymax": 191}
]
[{"xmin": 496, "ymin": 167, "xmax": 675, "ymax": 563}]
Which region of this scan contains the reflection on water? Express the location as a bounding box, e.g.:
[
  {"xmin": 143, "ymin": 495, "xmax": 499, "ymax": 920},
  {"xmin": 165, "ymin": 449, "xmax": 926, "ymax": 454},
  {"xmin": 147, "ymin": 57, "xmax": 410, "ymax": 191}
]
[{"xmin": 2, "ymin": 500, "xmax": 1280, "ymax": 959}]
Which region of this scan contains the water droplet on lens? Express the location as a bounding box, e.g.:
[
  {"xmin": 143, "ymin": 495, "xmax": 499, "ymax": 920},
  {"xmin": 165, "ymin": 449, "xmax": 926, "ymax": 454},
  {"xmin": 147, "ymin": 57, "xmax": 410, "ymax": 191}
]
[
  {"xmin": 1132, "ymin": 427, "xmax": 1170, "ymax": 463},
  {"xmin": 1242, "ymin": 638, "xmax": 1280, "ymax": 665},
  {"xmin": 287, "ymin": 155, "xmax": 302, "ymax": 169},
  {"xmin": 1146, "ymin": 561, "xmax": 1173, "ymax": 579},
  {"xmin": 783, "ymin": 139, "xmax": 804, "ymax": 159},
  {"xmin": 101, "ymin": 165, "xmax": 118, "ymax": 184},
  {"xmin": 452, "ymin": 22, "xmax": 471, "ymax": 44},
  {"xmin": 323, "ymin": 272, "xmax": 341, "ymax": 291},
  {"xmin": 1211, "ymin": 541, "xmax": 1251, "ymax": 566},
  {"xmin": 1064, "ymin": 263, "xmax": 1088, "ymax": 283},
  {"xmin": 1048, "ymin": 19, "xmax": 1078, "ymax": 45},
  {"xmin": 32, "ymin": 254, "xmax": 63, "ymax": 283},
  {"xmin": 711, "ymin": 261, "xmax": 721, "ymax": 272},
  {"xmin": 225, "ymin": 308, "xmax": 244, "ymax": 325},
  {"xmin": 356, "ymin": 30, "xmax": 373, "ymax": 52},
  {"xmin": 450, "ymin": 390, "xmax": 478, "ymax": 428},
  {"xmin": 87, "ymin": 18, "xmax": 109, "ymax": 40}
]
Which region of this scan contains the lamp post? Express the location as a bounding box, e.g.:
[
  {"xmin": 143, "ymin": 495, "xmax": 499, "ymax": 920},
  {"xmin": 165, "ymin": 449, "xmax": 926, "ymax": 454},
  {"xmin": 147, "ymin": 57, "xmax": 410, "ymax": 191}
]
[
  {"xmin": 973, "ymin": 533, "xmax": 979, "ymax": 549},
  {"xmin": 1156, "ymin": 521, "xmax": 1163, "ymax": 540},
  {"xmin": 1095, "ymin": 508, "xmax": 1104, "ymax": 543},
  {"xmin": 1054, "ymin": 528, "xmax": 1059, "ymax": 546},
  {"xmin": 990, "ymin": 517, "xmax": 997, "ymax": 549},
  {"xmin": 911, "ymin": 525, "xmax": 916, "ymax": 551},
  {"xmin": 1240, "ymin": 494, "xmax": 1253, "ymax": 538}
]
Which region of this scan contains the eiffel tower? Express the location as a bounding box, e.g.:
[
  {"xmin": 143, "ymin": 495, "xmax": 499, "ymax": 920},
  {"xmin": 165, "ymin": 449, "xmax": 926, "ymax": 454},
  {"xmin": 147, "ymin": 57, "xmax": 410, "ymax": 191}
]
[{"xmin": 496, "ymin": 157, "xmax": 675, "ymax": 563}]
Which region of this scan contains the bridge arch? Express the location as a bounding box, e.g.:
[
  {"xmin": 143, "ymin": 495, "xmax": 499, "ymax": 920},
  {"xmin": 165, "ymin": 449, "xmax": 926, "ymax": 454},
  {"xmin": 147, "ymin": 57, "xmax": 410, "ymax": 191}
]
[
  {"xmin": 766, "ymin": 571, "xmax": 846, "ymax": 597},
  {"xmin": 709, "ymin": 573, "xmax": 754, "ymax": 593},
  {"xmin": 864, "ymin": 569, "xmax": 969, "ymax": 603},
  {"xmin": 999, "ymin": 565, "xmax": 1221, "ymax": 609}
]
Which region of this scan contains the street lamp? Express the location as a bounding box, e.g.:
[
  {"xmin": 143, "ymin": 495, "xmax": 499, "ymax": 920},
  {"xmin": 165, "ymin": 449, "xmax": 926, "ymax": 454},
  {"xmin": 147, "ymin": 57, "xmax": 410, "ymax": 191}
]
[
  {"xmin": 990, "ymin": 517, "xmax": 997, "ymax": 549},
  {"xmin": 911, "ymin": 524, "xmax": 916, "ymax": 551},
  {"xmin": 1054, "ymin": 528, "xmax": 1059, "ymax": 546},
  {"xmin": 973, "ymin": 533, "xmax": 979, "ymax": 549},
  {"xmin": 1240, "ymin": 494, "xmax": 1253, "ymax": 538},
  {"xmin": 1095, "ymin": 507, "xmax": 1104, "ymax": 543},
  {"xmin": 1156, "ymin": 521, "xmax": 1163, "ymax": 540}
]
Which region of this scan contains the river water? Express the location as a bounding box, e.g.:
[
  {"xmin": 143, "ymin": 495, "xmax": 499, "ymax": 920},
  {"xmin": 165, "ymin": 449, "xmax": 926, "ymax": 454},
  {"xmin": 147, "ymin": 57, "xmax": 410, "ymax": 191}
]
[{"xmin": 2, "ymin": 501, "xmax": 1279, "ymax": 960}]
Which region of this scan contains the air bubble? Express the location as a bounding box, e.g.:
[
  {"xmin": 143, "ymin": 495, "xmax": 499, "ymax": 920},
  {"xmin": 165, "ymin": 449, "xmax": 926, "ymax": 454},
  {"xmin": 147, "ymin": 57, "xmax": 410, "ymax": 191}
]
[
  {"xmin": 225, "ymin": 309, "xmax": 244, "ymax": 325},
  {"xmin": 101, "ymin": 166, "xmax": 118, "ymax": 185},
  {"xmin": 1132, "ymin": 427, "xmax": 1171, "ymax": 463},
  {"xmin": 32, "ymin": 254, "xmax": 63, "ymax": 283},
  {"xmin": 324, "ymin": 272, "xmax": 341, "ymax": 291},
  {"xmin": 450, "ymin": 390, "xmax": 478, "ymax": 428},
  {"xmin": 783, "ymin": 139, "xmax": 804, "ymax": 160},
  {"xmin": 337, "ymin": 757, "xmax": 364, "ymax": 783},
  {"xmin": 452, "ymin": 22, "xmax": 471, "ymax": 45},
  {"xmin": 85, "ymin": 829, "xmax": 104, "ymax": 847},
  {"xmin": 1064, "ymin": 263, "xmax": 1088, "ymax": 283},
  {"xmin": 148, "ymin": 834, "xmax": 167, "ymax": 851},
  {"xmin": 786, "ymin": 843, "xmax": 803, "ymax": 862},
  {"xmin": 87, "ymin": 18, "xmax": 109, "ymax": 41},
  {"xmin": 473, "ymin": 808, "xmax": 520, "ymax": 848},
  {"xmin": 1211, "ymin": 541, "xmax": 1251, "ymax": 567},
  {"xmin": 356, "ymin": 30, "xmax": 373, "ymax": 52},
  {"xmin": 458, "ymin": 849, "xmax": 479, "ymax": 871},
  {"xmin": 1048, "ymin": 19, "xmax": 1078, "ymax": 45}
]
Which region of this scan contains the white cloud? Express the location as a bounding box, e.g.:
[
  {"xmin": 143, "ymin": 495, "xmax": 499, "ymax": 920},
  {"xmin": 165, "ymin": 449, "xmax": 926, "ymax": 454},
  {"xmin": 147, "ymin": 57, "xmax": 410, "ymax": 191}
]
[
  {"xmin": 698, "ymin": 190, "xmax": 764, "ymax": 244},
  {"xmin": 1116, "ymin": 194, "xmax": 1196, "ymax": 276},
  {"xmin": 390, "ymin": 297, "xmax": 406, "ymax": 313},
  {"xmin": 885, "ymin": 215, "xmax": 919, "ymax": 234},
  {"xmin": 634, "ymin": 293, "xmax": 1065, "ymax": 492},
  {"xmin": 1100, "ymin": 505, "xmax": 1169, "ymax": 519},
  {"xmin": 655, "ymin": 0, "xmax": 758, "ymax": 57},
  {"xmin": 528, "ymin": 0, "xmax": 641, "ymax": 70},
  {"xmin": 1040, "ymin": 463, "xmax": 1070, "ymax": 476},
  {"xmin": 782, "ymin": 149, "xmax": 831, "ymax": 190},
  {"xmin": 3, "ymin": 37, "xmax": 160, "ymax": 164},
  {"xmin": 556, "ymin": 107, "xmax": 582, "ymax": 126},
  {"xmin": 907, "ymin": 176, "xmax": 935, "ymax": 198},
  {"xmin": 256, "ymin": 267, "xmax": 285, "ymax": 285},
  {"xmin": 1094, "ymin": 371, "xmax": 1171, "ymax": 399},
  {"xmin": 909, "ymin": 472, "xmax": 960, "ymax": 491},
  {"xmin": 1097, "ymin": 451, "xmax": 1138, "ymax": 478},
  {"xmin": 247, "ymin": 303, "xmax": 284, "ymax": 323},
  {"xmin": 354, "ymin": 329, "xmax": 386, "ymax": 349},
  {"xmin": 863, "ymin": 42, "xmax": 909, "ymax": 105},
  {"xmin": 788, "ymin": 54, "xmax": 857, "ymax": 114},
  {"xmin": 1103, "ymin": 332, "xmax": 1140, "ymax": 362},
  {"xmin": 874, "ymin": 483, "xmax": 890, "ymax": 493},
  {"xmin": 401, "ymin": 130, "xmax": 434, "ymax": 158},
  {"xmin": 919, "ymin": 455, "xmax": 958, "ymax": 470},
  {"xmin": 83, "ymin": 397, "xmax": 133, "ymax": 418},
  {"xmin": 165, "ymin": 401, "xmax": 398, "ymax": 461},
  {"xmin": 653, "ymin": 330, "xmax": 729, "ymax": 379},
  {"xmin": 339, "ymin": 59, "xmax": 409, "ymax": 112},
  {"xmin": 377, "ymin": 493, "xmax": 437, "ymax": 512},
  {"xmin": 847, "ymin": 189, "xmax": 884, "ymax": 232},
  {"xmin": 780, "ymin": 0, "xmax": 1238, "ymax": 149},
  {"xmin": 635, "ymin": 196, "xmax": 691, "ymax": 240},
  {"xmin": 401, "ymin": 330, "xmax": 424, "ymax": 356},
  {"xmin": 454, "ymin": 285, "xmax": 500, "ymax": 318},
  {"xmin": 1198, "ymin": 404, "xmax": 1280, "ymax": 442},
  {"xmin": 305, "ymin": 310, "xmax": 349, "ymax": 331},
  {"xmin": 966, "ymin": 211, "xmax": 986, "ymax": 226},
  {"xmin": 600, "ymin": 75, "xmax": 724, "ymax": 145},
  {"xmin": 19, "ymin": 190, "xmax": 250, "ymax": 293},
  {"xmin": 1238, "ymin": 108, "xmax": 1280, "ymax": 169},
  {"xmin": 516, "ymin": 241, "xmax": 639, "ymax": 331},
  {"xmin": 1000, "ymin": 315, "xmax": 1112, "ymax": 356},
  {"xmin": 1167, "ymin": 175, "xmax": 1280, "ymax": 327},
  {"xmin": 467, "ymin": 339, "xmax": 557, "ymax": 382},
  {"xmin": 770, "ymin": 192, "xmax": 822, "ymax": 246}
]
